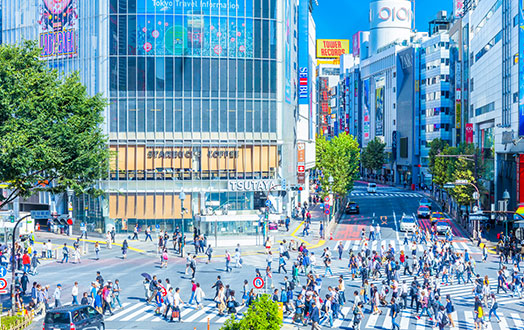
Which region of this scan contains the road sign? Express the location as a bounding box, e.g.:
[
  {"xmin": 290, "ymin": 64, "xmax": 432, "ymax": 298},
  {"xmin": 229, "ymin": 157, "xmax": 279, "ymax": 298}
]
[
  {"xmin": 0, "ymin": 278, "xmax": 7, "ymax": 291},
  {"xmin": 30, "ymin": 210, "xmax": 51, "ymax": 220},
  {"xmin": 455, "ymin": 180, "xmax": 469, "ymax": 184},
  {"xmin": 0, "ymin": 267, "xmax": 7, "ymax": 278},
  {"xmin": 473, "ymin": 192, "xmax": 480, "ymax": 200},
  {"xmin": 324, "ymin": 208, "xmax": 330, "ymax": 215},
  {"xmin": 155, "ymin": 224, "xmax": 160, "ymax": 229},
  {"xmin": 324, "ymin": 196, "xmax": 330, "ymax": 203},
  {"xmin": 281, "ymin": 178, "xmax": 286, "ymax": 190},
  {"xmin": 159, "ymin": 286, "xmax": 167, "ymax": 297},
  {"xmin": 297, "ymin": 165, "xmax": 305, "ymax": 173},
  {"xmin": 265, "ymin": 200, "xmax": 272, "ymax": 207},
  {"xmin": 443, "ymin": 184, "xmax": 456, "ymax": 189},
  {"xmin": 253, "ymin": 276, "xmax": 264, "ymax": 289}
]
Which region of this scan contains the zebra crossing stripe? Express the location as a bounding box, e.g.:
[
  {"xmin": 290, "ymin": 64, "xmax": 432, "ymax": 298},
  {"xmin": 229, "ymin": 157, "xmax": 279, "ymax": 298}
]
[
  {"xmin": 510, "ymin": 313, "xmax": 523, "ymax": 329},
  {"xmin": 498, "ymin": 312, "xmax": 510, "ymax": 330},
  {"xmin": 106, "ymin": 302, "xmax": 145, "ymax": 321},
  {"xmin": 464, "ymin": 310, "xmax": 475, "ymax": 327},
  {"xmin": 214, "ymin": 306, "xmax": 245, "ymax": 323},
  {"xmin": 343, "ymin": 241, "xmax": 351, "ymax": 251},
  {"xmin": 365, "ymin": 311, "xmax": 380, "ymax": 328},
  {"xmin": 382, "ymin": 309, "xmax": 392, "ymax": 329},
  {"xmin": 122, "ymin": 305, "xmax": 152, "ymax": 322},
  {"xmin": 184, "ymin": 303, "xmax": 215, "ymax": 322},
  {"xmin": 400, "ymin": 310, "xmax": 410, "ymax": 329},
  {"xmin": 415, "ymin": 314, "xmax": 425, "ymax": 330},
  {"xmin": 332, "ymin": 307, "xmax": 351, "ymax": 328}
]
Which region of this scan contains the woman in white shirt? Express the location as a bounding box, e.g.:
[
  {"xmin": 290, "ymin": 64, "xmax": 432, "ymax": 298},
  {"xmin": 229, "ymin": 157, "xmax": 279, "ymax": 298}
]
[{"xmin": 194, "ymin": 283, "xmax": 205, "ymax": 309}]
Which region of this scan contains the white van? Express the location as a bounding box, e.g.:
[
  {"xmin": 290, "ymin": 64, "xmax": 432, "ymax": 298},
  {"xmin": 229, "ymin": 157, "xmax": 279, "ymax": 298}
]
[{"xmin": 367, "ymin": 183, "xmax": 377, "ymax": 193}]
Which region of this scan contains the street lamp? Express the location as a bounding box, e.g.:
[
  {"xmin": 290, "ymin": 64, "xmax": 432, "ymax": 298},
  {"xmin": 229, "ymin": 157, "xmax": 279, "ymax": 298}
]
[
  {"xmin": 502, "ymin": 189, "xmax": 510, "ymax": 236},
  {"xmin": 179, "ymin": 191, "xmax": 186, "ymax": 257}
]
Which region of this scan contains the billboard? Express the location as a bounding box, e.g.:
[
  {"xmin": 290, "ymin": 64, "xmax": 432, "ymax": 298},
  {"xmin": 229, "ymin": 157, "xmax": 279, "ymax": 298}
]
[
  {"xmin": 454, "ymin": 0, "xmax": 464, "ymax": 18},
  {"xmin": 298, "ymin": 0, "xmax": 309, "ymax": 105},
  {"xmin": 316, "ymin": 39, "xmax": 350, "ymax": 58},
  {"xmin": 375, "ymin": 75, "xmax": 385, "ymax": 137},
  {"xmin": 352, "ymin": 32, "xmax": 361, "ymax": 57},
  {"xmin": 135, "ymin": 14, "xmax": 253, "ymax": 57},
  {"xmin": 465, "ymin": 123, "xmax": 474, "ymax": 144},
  {"xmin": 38, "ymin": 0, "xmax": 78, "ymax": 59},
  {"xmin": 363, "ymin": 79, "xmax": 370, "ymax": 141}
]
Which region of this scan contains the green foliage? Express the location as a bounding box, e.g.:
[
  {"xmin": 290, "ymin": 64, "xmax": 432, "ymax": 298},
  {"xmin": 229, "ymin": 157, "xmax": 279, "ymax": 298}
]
[
  {"xmin": 315, "ymin": 133, "xmax": 360, "ymax": 199},
  {"xmin": 1, "ymin": 315, "xmax": 23, "ymax": 329},
  {"xmin": 428, "ymin": 138, "xmax": 448, "ymax": 175},
  {"xmin": 0, "ymin": 41, "xmax": 110, "ymax": 208},
  {"xmin": 221, "ymin": 295, "xmax": 282, "ymax": 330},
  {"xmin": 361, "ymin": 138, "xmax": 386, "ymax": 173},
  {"xmin": 431, "ymin": 142, "xmax": 482, "ymax": 205},
  {"xmin": 451, "ymin": 159, "xmax": 476, "ymax": 206}
]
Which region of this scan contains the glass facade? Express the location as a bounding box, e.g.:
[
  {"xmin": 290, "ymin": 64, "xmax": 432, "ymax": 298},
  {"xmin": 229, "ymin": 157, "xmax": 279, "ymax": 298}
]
[{"xmin": 2, "ymin": 0, "xmax": 300, "ymax": 235}]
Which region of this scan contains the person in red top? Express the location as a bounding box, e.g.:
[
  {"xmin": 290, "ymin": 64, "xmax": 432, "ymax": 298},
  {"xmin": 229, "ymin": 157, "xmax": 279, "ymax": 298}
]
[
  {"xmin": 399, "ymin": 251, "xmax": 406, "ymax": 265},
  {"xmin": 188, "ymin": 279, "xmax": 197, "ymax": 305},
  {"xmin": 22, "ymin": 252, "xmax": 31, "ymax": 273}
]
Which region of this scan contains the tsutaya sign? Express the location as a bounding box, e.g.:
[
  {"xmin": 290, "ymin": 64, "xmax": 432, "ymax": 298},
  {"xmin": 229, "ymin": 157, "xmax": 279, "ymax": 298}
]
[{"xmin": 229, "ymin": 180, "xmax": 278, "ymax": 192}]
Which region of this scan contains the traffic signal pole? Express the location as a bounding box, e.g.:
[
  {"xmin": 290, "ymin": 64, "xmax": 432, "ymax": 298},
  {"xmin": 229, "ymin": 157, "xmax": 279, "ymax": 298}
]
[{"xmin": 11, "ymin": 214, "xmax": 30, "ymax": 314}]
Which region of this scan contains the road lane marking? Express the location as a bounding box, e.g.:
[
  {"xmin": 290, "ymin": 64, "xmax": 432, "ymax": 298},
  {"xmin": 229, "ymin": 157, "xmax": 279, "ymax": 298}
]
[
  {"xmin": 393, "ymin": 211, "xmax": 399, "ymax": 241},
  {"xmin": 106, "ymin": 302, "xmax": 145, "ymax": 321}
]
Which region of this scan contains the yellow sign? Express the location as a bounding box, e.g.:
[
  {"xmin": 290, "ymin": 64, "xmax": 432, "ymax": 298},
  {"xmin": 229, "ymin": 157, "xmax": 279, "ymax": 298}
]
[
  {"xmin": 456, "ymin": 103, "xmax": 462, "ymax": 129},
  {"xmin": 277, "ymin": 302, "xmax": 284, "ymax": 320},
  {"xmin": 316, "ymin": 39, "xmax": 350, "ymax": 58},
  {"xmin": 317, "ymin": 59, "xmax": 340, "ymax": 65}
]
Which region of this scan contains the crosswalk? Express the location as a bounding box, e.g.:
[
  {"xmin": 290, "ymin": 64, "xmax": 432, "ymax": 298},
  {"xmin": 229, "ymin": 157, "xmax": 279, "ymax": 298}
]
[
  {"xmin": 350, "ymin": 192, "xmax": 422, "ymax": 198},
  {"xmin": 93, "ymin": 298, "xmax": 524, "ymax": 328},
  {"xmin": 281, "ymin": 308, "xmax": 524, "ymax": 329},
  {"xmin": 329, "ymin": 239, "xmax": 480, "ymax": 255}
]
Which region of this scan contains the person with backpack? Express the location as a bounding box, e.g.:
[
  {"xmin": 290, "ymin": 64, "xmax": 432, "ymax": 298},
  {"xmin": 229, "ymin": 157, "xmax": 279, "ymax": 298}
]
[
  {"xmin": 445, "ymin": 294, "xmax": 456, "ymax": 328},
  {"xmin": 352, "ymin": 301, "xmax": 363, "ymax": 330},
  {"xmin": 324, "ymin": 255, "xmax": 333, "ymax": 277},
  {"xmin": 205, "ymin": 244, "xmax": 213, "ymax": 264},
  {"xmin": 488, "ymin": 294, "xmax": 500, "ymax": 322},
  {"xmin": 473, "ymin": 296, "xmax": 484, "ymax": 330},
  {"xmin": 278, "ymin": 253, "xmax": 287, "ymax": 273},
  {"xmin": 436, "ymin": 305, "xmax": 449, "ymax": 330},
  {"xmin": 189, "ymin": 255, "xmax": 197, "ymax": 279}
]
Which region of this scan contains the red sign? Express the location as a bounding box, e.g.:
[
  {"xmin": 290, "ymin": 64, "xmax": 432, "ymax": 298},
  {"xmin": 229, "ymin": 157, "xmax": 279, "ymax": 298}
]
[
  {"xmin": 253, "ymin": 277, "xmax": 264, "ymax": 289},
  {"xmin": 352, "ymin": 32, "xmax": 361, "ymax": 57},
  {"xmin": 324, "ymin": 196, "xmax": 330, "ymax": 203},
  {"xmin": 159, "ymin": 285, "xmax": 167, "ymax": 297},
  {"xmin": 519, "ymin": 155, "xmax": 524, "ymax": 204},
  {"xmin": 465, "ymin": 123, "xmax": 474, "ymax": 143},
  {"xmin": 297, "ymin": 165, "xmax": 305, "ymax": 173},
  {"xmin": 0, "ymin": 278, "xmax": 7, "ymax": 290},
  {"xmin": 345, "ymin": 127, "xmax": 349, "ymax": 133}
]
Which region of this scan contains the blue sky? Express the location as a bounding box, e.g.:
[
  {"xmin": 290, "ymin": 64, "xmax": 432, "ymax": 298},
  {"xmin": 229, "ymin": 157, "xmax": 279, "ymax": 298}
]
[{"xmin": 313, "ymin": 0, "xmax": 453, "ymax": 40}]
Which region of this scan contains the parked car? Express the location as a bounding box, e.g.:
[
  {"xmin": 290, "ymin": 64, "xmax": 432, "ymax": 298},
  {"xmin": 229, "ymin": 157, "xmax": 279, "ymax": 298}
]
[
  {"xmin": 44, "ymin": 305, "xmax": 104, "ymax": 330},
  {"xmin": 417, "ymin": 205, "xmax": 431, "ymax": 218},
  {"xmin": 419, "ymin": 198, "xmax": 432, "ymax": 209},
  {"xmin": 367, "ymin": 183, "xmax": 377, "ymax": 193},
  {"xmin": 400, "ymin": 215, "xmax": 418, "ymax": 232},
  {"xmin": 345, "ymin": 201, "xmax": 360, "ymax": 214},
  {"xmin": 435, "ymin": 221, "xmax": 451, "ymax": 234},
  {"xmin": 430, "ymin": 212, "xmax": 446, "ymax": 226}
]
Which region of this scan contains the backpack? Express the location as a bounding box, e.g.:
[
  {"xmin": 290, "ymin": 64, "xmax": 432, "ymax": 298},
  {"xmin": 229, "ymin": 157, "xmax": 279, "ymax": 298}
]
[
  {"xmin": 441, "ymin": 312, "xmax": 449, "ymax": 326},
  {"xmin": 289, "ymin": 281, "xmax": 295, "ymax": 291},
  {"xmin": 475, "ymin": 285, "xmax": 482, "ymax": 294}
]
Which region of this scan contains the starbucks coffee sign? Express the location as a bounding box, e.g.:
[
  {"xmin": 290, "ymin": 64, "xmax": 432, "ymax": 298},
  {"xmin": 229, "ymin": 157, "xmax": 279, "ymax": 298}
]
[{"xmin": 229, "ymin": 180, "xmax": 278, "ymax": 192}]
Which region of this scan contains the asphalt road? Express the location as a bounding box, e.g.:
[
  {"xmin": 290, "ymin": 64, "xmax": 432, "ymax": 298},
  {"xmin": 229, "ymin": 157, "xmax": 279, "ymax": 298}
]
[{"xmin": 21, "ymin": 182, "xmax": 524, "ymax": 330}]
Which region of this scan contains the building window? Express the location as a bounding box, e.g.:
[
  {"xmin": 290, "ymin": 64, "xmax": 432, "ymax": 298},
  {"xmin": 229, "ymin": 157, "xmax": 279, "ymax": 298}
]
[
  {"xmin": 514, "ymin": 92, "xmax": 519, "ymax": 103},
  {"xmin": 514, "ymin": 15, "xmax": 519, "ymax": 27}
]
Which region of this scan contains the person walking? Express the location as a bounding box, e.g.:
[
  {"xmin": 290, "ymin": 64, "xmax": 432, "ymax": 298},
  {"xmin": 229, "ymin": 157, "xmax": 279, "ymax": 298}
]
[
  {"xmin": 54, "ymin": 284, "xmax": 62, "ymax": 308},
  {"xmin": 106, "ymin": 231, "xmax": 112, "ymax": 249},
  {"xmin": 61, "ymin": 244, "xmax": 69, "ymax": 263},
  {"xmin": 445, "ymin": 295, "xmax": 456, "ymax": 328},
  {"xmin": 195, "ymin": 283, "xmax": 205, "ymax": 309},
  {"xmin": 488, "ymin": 294, "xmax": 500, "ymax": 322},
  {"xmin": 72, "ymin": 282, "xmax": 79, "ymax": 305},
  {"xmin": 94, "ymin": 242, "xmax": 100, "ymax": 260},
  {"xmin": 144, "ymin": 226, "xmax": 152, "ymax": 242},
  {"xmin": 46, "ymin": 240, "xmax": 53, "ymax": 259},
  {"xmin": 225, "ymin": 250, "xmax": 232, "ymax": 272},
  {"xmin": 205, "ymin": 245, "xmax": 213, "ymax": 264},
  {"xmin": 390, "ymin": 298, "xmax": 400, "ymax": 330},
  {"xmin": 310, "ymin": 301, "xmax": 321, "ymax": 330},
  {"xmin": 278, "ymin": 254, "xmax": 287, "ymax": 274},
  {"xmin": 189, "ymin": 255, "xmax": 197, "ymax": 280},
  {"xmin": 234, "ymin": 248, "xmax": 242, "ymax": 268},
  {"xmin": 113, "ymin": 279, "xmax": 122, "ymax": 309},
  {"xmin": 121, "ymin": 240, "xmax": 128, "ymax": 259},
  {"xmin": 132, "ymin": 224, "xmax": 139, "ymax": 240}
]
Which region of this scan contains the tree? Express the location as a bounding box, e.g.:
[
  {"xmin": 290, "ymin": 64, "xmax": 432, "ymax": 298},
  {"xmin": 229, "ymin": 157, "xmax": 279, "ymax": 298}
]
[
  {"xmin": 0, "ymin": 41, "xmax": 110, "ymax": 208},
  {"xmin": 361, "ymin": 138, "xmax": 386, "ymax": 173},
  {"xmin": 451, "ymin": 158, "xmax": 476, "ymax": 206},
  {"xmin": 428, "ymin": 138, "xmax": 448, "ymax": 176},
  {"xmin": 315, "ymin": 133, "xmax": 360, "ymax": 199},
  {"xmin": 221, "ymin": 294, "xmax": 282, "ymax": 330}
]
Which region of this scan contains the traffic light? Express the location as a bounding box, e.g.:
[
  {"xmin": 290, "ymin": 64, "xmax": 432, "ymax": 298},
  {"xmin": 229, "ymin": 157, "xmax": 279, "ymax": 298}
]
[
  {"xmin": 290, "ymin": 185, "xmax": 304, "ymax": 191},
  {"xmin": 9, "ymin": 215, "xmax": 14, "ymax": 223},
  {"xmin": 281, "ymin": 178, "xmax": 287, "ymax": 190}
]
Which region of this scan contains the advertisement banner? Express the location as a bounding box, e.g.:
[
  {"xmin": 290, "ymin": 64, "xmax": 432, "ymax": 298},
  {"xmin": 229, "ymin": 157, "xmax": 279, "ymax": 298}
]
[
  {"xmin": 316, "ymin": 39, "xmax": 350, "ymax": 58},
  {"xmin": 297, "ymin": 143, "xmax": 305, "ymax": 163},
  {"xmin": 363, "ymin": 79, "xmax": 370, "ymax": 141},
  {"xmin": 298, "ymin": 0, "xmax": 309, "ymax": 105},
  {"xmin": 455, "ymin": 103, "xmax": 462, "ymax": 129},
  {"xmin": 375, "ymin": 75, "xmax": 385, "ymax": 137},
  {"xmin": 352, "ymin": 32, "xmax": 361, "ymax": 57},
  {"xmin": 465, "ymin": 123, "xmax": 473, "ymax": 144},
  {"xmin": 454, "ymin": 0, "xmax": 464, "ymax": 18},
  {"xmin": 38, "ymin": 0, "xmax": 78, "ymax": 59}
]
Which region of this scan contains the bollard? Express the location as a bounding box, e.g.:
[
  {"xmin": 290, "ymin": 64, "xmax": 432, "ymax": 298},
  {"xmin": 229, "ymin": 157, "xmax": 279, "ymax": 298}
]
[{"xmin": 207, "ymin": 318, "xmax": 210, "ymax": 330}]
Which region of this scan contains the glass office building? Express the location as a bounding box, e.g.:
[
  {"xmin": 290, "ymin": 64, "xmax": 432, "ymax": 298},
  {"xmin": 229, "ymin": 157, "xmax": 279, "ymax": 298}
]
[{"xmin": 2, "ymin": 0, "xmax": 303, "ymax": 236}]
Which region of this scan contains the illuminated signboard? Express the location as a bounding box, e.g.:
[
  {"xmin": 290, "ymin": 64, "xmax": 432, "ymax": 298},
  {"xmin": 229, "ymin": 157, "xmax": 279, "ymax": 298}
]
[
  {"xmin": 316, "ymin": 39, "xmax": 350, "ymax": 59},
  {"xmin": 38, "ymin": 0, "xmax": 78, "ymax": 59}
]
